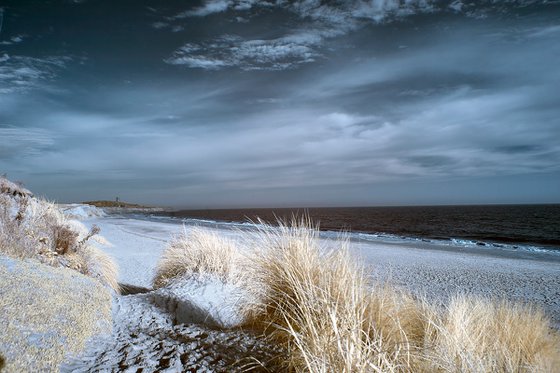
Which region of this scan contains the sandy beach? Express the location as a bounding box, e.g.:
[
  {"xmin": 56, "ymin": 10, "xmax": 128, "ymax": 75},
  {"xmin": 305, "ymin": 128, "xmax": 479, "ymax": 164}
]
[
  {"xmin": 81, "ymin": 213, "xmax": 560, "ymax": 325},
  {"xmin": 0, "ymin": 195, "xmax": 560, "ymax": 372},
  {"xmin": 54, "ymin": 209, "xmax": 560, "ymax": 372}
]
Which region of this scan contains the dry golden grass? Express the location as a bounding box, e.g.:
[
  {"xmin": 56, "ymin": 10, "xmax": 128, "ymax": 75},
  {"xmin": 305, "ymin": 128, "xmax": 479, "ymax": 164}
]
[
  {"xmin": 240, "ymin": 218, "xmax": 560, "ymax": 373},
  {"xmin": 424, "ymin": 296, "xmax": 560, "ymax": 372},
  {"xmin": 147, "ymin": 217, "xmax": 559, "ymax": 372},
  {"xmin": 80, "ymin": 245, "xmax": 120, "ymax": 293},
  {"xmin": 153, "ymin": 227, "xmax": 244, "ymax": 288},
  {"xmin": 241, "ymin": 219, "xmax": 427, "ymax": 372},
  {"xmin": 0, "ymin": 182, "xmax": 119, "ymax": 292}
]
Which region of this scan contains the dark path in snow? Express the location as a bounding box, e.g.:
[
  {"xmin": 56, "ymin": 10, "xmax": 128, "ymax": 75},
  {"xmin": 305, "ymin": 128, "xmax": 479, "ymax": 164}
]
[{"xmin": 62, "ymin": 291, "xmax": 277, "ymax": 372}]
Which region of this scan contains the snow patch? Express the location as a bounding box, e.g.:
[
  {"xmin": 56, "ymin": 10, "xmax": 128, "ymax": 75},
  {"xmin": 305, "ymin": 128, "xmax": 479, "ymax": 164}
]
[
  {"xmin": 156, "ymin": 276, "xmax": 250, "ymax": 328},
  {"xmin": 60, "ymin": 204, "xmax": 106, "ymax": 220}
]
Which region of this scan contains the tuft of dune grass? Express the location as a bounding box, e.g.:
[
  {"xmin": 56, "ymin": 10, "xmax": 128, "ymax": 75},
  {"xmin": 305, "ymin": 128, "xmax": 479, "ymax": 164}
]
[
  {"xmin": 149, "ymin": 220, "xmax": 560, "ymax": 372},
  {"xmin": 153, "ymin": 227, "xmax": 244, "ymax": 288},
  {"xmin": 239, "ymin": 218, "xmax": 560, "ymax": 373},
  {"xmin": 80, "ymin": 246, "xmax": 120, "ymax": 294},
  {"xmin": 241, "ymin": 218, "xmax": 429, "ymax": 372},
  {"xmin": 424, "ymin": 295, "xmax": 560, "ymax": 372}
]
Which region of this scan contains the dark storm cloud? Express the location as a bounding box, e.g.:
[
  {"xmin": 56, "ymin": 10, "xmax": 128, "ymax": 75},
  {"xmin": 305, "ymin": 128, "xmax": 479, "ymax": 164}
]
[
  {"xmin": 494, "ymin": 145, "xmax": 542, "ymax": 154},
  {"xmin": 0, "ymin": 0, "xmax": 559, "ymax": 206}
]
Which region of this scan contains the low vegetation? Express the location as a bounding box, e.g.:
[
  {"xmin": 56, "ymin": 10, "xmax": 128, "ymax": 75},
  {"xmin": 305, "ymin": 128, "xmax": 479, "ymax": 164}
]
[
  {"xmin": 154, "ymin": 219, "xmax": 560, "ymax": 372},
  {"xmin": 0, "ymin": 176, "xmax": 116, "ymax": 371},
  {"xmin": 0, "ymin": 176, "xmax": 119, "ymax": 292},
  {"xmin": 0, "ymin": 256, "xmax": 112, "ymax": 372},
  {"xmin": 425, "ymin": 296, "xmax": 559, "ymax": 372},
  {"xmin": 153, "ymin": 227, "xmax": 245, "ymax": 288}
]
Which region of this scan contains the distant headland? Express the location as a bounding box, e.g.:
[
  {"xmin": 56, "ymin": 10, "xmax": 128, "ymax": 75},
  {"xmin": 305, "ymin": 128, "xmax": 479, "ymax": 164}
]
[{"xmin": 82, "ymin": 200, "xmax": 150, "ymax": 208}]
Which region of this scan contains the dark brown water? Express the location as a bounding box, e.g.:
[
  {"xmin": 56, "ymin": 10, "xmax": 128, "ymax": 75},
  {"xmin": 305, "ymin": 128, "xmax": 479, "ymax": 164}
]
[{"xmin": 160, "ymin": 205, "xmax": 560, "ymax": 249}]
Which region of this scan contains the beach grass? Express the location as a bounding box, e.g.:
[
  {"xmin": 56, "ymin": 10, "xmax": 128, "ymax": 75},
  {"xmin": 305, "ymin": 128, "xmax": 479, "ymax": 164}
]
[
  {"xmin": 240, "ymin": 218, "xmax": 430, "ymax": 372},
  {"xmin": 424, "ymin": 295, "xmax": 560, "ymax": 372},
  {"xmin": 243, "ymin": 219, "xmax": 560, "ymax": 372},
  {"xmin": 153, "ymin": 227, "xmax": 245, "ymax": 288},
  {"xmin": 154, "ymin": 219, "xmax": 560, "ymax": 372},
  {"xmin": 0, "ymin": 177, "xmax": 117, "ymax": 371}
]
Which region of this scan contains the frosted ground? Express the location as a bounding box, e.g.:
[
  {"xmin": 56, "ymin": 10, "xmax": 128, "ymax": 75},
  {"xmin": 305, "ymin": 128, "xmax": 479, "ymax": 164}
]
[{"xmin": 62, "ymin": 205, "xmax": 560, "ymax": 371}]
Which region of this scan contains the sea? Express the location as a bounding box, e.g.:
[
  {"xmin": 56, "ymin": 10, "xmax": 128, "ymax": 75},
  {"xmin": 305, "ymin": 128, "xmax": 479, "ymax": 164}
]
[{"xmin": 137, "ymin": 204, "xmax": 560, "ymax": 258}]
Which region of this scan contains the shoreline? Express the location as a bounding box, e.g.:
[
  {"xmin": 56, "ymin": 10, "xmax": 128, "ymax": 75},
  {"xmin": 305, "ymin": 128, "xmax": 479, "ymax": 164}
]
[
  {"xmin": 111, "ymin": 210, "xmax": 560, "ymax": 263},
  {"xmin": 154, "ymin": 204, "xmax": 560, "ymax": 249},
  {"xmin": 84, "ymin": 212, "xmax": 560, "ymax": 328}
]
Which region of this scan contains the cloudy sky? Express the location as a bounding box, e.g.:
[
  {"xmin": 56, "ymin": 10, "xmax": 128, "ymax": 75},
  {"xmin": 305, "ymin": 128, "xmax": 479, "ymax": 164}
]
[{"xmin": 0, "ymin": 0, "xmax": 559, "ymax": 207}]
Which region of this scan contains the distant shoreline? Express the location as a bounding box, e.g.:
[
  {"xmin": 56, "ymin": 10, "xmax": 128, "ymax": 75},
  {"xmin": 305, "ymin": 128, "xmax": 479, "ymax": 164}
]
[
  {"xmin": 151, "ymin": 204, "xmax": 560, "ymax": 250},
  {"xmin": 85, "ymin": 211, "xmax": 560, "ymax": 329}
]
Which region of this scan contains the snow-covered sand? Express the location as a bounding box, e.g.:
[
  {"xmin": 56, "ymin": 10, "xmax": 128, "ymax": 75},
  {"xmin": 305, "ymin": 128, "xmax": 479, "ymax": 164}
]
[
  {"xmin": 354, "ymin": 239, "xmax": 560, "ymax": 325},
  {"xmin": 64, "ymin": 209, "xmax": 560, "ymax": 371},
  {"xmin": 63, "ymin": 212, "xmax": 276, "ymax": 372},
  {"xmin": 86, "ymin": 213, "xmax": 560, "ymax": 322}
]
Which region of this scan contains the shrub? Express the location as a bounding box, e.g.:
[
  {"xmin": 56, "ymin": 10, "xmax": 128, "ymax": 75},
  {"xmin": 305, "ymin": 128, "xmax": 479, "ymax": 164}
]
[
  {"xmin": 53, "ymin": 224, "xmax": 80, "ymax": 255},
  {"xmin": 0, "ymin": 178, "xmax": 119, "ymax": 292},
  {"xmin": 0, "ymin": 175, "xmax": 33, "ymax": 197}
]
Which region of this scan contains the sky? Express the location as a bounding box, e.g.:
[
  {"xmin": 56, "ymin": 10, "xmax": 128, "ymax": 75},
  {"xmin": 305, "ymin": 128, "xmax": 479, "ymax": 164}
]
[{"xmin": 0, "ymin": 0, "xmax": 559, "ymax": 208}]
